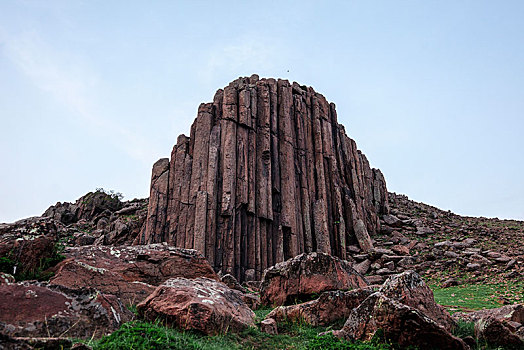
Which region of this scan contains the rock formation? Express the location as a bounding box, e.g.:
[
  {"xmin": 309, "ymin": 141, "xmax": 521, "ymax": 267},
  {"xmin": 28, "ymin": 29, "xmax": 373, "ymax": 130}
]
[{"xmin": 138, "ymin": 76, "xmax": 389, "ymax": 281}]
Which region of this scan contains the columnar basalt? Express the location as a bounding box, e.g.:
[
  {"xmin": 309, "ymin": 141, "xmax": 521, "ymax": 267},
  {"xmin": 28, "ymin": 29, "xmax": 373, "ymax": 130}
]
[{"xmin": 137, "ymin": 75, "xmax": 389, "ymax": 281}]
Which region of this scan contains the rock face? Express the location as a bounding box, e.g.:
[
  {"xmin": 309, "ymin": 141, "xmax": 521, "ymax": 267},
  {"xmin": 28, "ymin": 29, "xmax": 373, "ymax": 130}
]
[
  {"xmin": 139, "ymin": 76, "xmax": 389, "ymax": 281},
  {"xmin": 137, "ymin": 277, "xmax": 255, "ymax": 335},
  {"xmin": 260, "ymin": 252, "xmax": 368, "ymax": 306}
]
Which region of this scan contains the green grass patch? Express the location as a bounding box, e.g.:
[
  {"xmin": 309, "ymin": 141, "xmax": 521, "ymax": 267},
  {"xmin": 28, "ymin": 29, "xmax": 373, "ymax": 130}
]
[
  {"xmin": 432, "ymin": 282, "xmax": 524, "ymax": 314},
  {"xmin": 86, "ymin": 319, "xmax": 406, "ymax": 350}
]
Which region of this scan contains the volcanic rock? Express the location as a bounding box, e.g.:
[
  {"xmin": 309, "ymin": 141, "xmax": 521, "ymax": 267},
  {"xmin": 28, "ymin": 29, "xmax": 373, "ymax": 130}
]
[
  {"xmin": 137, "ymin": 277, "xmax": 255, "ymax": 335},
  {"xmin": 379, "ymin": 271, "xmax": 456, "ymax": 331},
  {"xmin": 49, "ymin": 244, "xmax": 218, "ymax": 304},
  {"xmin": 139, "ymin": 77, "xmax": 389, "ymax": 281},
  {"xmin": 0, "ymin": 283, "xmax": 132, "ymax": 339},
  {"xmin": 266, "ymin": 288, "xmax": 374, "ymax": 327},
  {"xmin": 334, "ymin": 292, "xmax": 468, "ymax": 349},
  {"xmin": 475, "ymin": 317, "xmax": 524, "ymax": 348},
  {"xmin": 259, "ymin": 252, "xmax": 368, "ymax": 306}
]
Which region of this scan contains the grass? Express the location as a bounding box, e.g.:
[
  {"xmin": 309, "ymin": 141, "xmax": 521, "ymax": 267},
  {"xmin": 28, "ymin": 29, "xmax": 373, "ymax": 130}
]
[
  {"xmin": 432, "ymin": 281, "xmax": 524, "ymax": 314},
  {"xmin": 84, "ymin": 318, "xmax": 404, "ymax": 350}
]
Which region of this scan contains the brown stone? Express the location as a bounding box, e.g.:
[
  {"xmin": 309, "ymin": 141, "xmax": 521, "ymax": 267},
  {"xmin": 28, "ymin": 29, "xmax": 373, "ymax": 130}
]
[
  {"xmin": 260, "ymin": 252, "xmax": 368, "ymax": 306},
  {"xmin": 336, "ymin": 292, "xmax": 468, "ymax": 350},
  {"xmin": 0, "ymin": 283, "xmax": 132, "ymax": 339},
  {"xmin": 379, "ymin": 271, "xmax": 456, "ymax": 331},
  {"xmin": 137, "ymin": 277, "xmax": 255, "ymax": 335},
  {"xmin": 49, "ymin": 244, "xmax": 218, "ymax": 304},
  {"xmin": 266, "ymin": 288, "xmax": 374, "ymax": 326}
]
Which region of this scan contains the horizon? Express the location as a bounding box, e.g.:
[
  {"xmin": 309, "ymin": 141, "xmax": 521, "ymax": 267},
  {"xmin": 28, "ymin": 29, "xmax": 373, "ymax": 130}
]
[{"xmin": 1, "ymin": 1, "xmax": 523, "ymax": 222}]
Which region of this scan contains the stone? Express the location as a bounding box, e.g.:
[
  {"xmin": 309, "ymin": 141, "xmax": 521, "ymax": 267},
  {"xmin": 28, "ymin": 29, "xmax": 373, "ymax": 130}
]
[
  {"xmin": 353, "ymin": 259, "xmax": 371, "ymax": 275},
  {"xmin": 266, "ymin": 288, "xmax": 374, "ymax": 327},
  {"xmin": 335, "ymin": 292, "xmax": 468, "ymax": 349},
  {"xmin": 0, "ymin": 273, "xmax": 15, "ymax": 285},
  {"xmin": 260, "ymin": 318, "xmax": 278, "ymax": 335},
  {"xmin": 475, "ymin": 317, "xmax": 524, "ymax": 348},
  {"xmin": 260, "ymin": 252, "xmax": 368, "ymax": 306},
  {"xmin": 0, "ymin": 283, "xmax": 132, "ymax": 339},
  {"xmin": 382, "ymin": 214, "xmax": 403, "ymax": 227},
  {"xmin": 391, "ymin": 245, "xmax": 410, "ymax": 255},
  {"xmin": 379, "ymin": 271, "xmax": 456, "ymax": 331},
  {"xmin": 467, "ymin": 263, "xmax": 481, "ymax": 271},
  {"xmin": 354, "ymin": 219, "xmax": 374, "ymax": 253},
  {"xmin": 221, "ymin": 274, "xmax": 244, "ymax": 292},
  {"xmin": 454, "ymin": 304, "xmax": 524, "ymax": 324},
  {"xmin": 140, "ymin": 77, "xmax": 389, "ymax": 281},
  {"xmin": 49, "ymin": 244, "xmax": 218, "ymax": 304},
  {"xmin": 137, "ymin": 277, "xmax": 255, "ymax": 335}
]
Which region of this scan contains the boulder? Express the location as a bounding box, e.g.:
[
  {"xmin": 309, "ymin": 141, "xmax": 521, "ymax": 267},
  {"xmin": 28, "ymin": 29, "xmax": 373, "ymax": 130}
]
[
  {"xmin": 137, "ymin": 277, "xmax": 255, "ymax": 335},
  {"xmin": 260, "ymin": 252, "xmax": 368, "ymax": 306},
  {"xmin": 266, "ymin": 288, "xmax": 374, "ymax": 326},
  {"xmin": 379, "ymin": 271, "xmax": 456, "ymax": 331},
  {"xmin": 50, "ymin": 244, "xmax": 218, "ymax": 305},
  {"xmin": 475, "ymin": 317, "xmax": 523, "ymax": 349},
  {"xmin": 0, "ymin": 283, "xmax": 132, "ymax": 339},
  {"xmin": 260, "ymin": 318, "xmax": 278, "ymax": 335},
  {"xmin": 454, "ymin": 304, "xmax": 524, "ymax": 324},
  {"xmin": 335, "ymin": 292, "xmax": 468, "ymax": 350}
]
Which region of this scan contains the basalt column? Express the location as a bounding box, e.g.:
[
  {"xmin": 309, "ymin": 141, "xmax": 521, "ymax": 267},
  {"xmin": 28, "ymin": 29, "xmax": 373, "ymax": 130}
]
[{"xmin": 138, "ymin": 76, "xmax": 389, "ymax": 281}]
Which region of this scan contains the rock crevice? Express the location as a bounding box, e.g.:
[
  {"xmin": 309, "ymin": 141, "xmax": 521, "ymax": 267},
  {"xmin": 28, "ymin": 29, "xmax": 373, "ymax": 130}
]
[{"xmin": 139, "ymin": 76, "xmax": 389, "ymax": 281}]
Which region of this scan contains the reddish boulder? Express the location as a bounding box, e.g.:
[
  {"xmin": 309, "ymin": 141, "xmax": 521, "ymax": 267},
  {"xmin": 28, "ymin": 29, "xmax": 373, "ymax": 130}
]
[
  {"xmin": 454, "ymin": 303, "xmax": 524, "ymax": 324},
  {"xmin": 335, "ymin": 292, "xmax": 468, "ymax": 350},
  {"xmin": 50, "ymin": 244, "xmax": 218, "ymax": 304},
  {"xmin": 266, "ymin": 288, "xmax": 374, "ymax": 326},
  {"xmin": 475, "ymin": 317, "xmax": 524, "ymax": 349},
  {"xmin": 260, "ymin": 253, "xmax": 368, "ymax": 306},
  {"xmin": 379, "ymin": 270, "xmax": 456, "ymax": 331},
  {"xmin": 0, "ymin": 283, "xmax": 132, "ymax": 339},
  {"xmin": 49, "ymin": 259, "xmax": 155, "ymax": 305},
  {"xmin": 137, "ymin": 277, "xmax": 255, "ymax": 335}
]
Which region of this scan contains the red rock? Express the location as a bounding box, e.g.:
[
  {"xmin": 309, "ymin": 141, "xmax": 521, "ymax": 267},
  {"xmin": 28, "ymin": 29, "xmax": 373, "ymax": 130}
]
[
  {"xmin": 391, "ymin": 245, "xmax": 410, "ymax": 256},
  {"xmin": 266, "ymin": 288, "xmax": 374, "ymax": 326},
  {"xmin": 0, "ymin": 283, "xmax": 132, "ymax": 339},
  {"xmin": 379, "ymin": 271, "xmax": 456, "ymax": 331},
  {"xmin": 336, "ymin": 292, "xmax": 468, "ymax": 350},
  {"xmin": 137, "ymin": 277, "xmax": 255, "ymax": 335},
  {"xmin": 141, "ymin": 77, "xmax": 389, "ymax": 281},
  {"xmin": 260, "ymin": 318, "xmax": 278, "ymax": 335},
  {"xmin": 354, "ymin": 219, "xmax": 374, "ymax": 253},
  {"xmin": 49, "ymin": 244, "xmax": 218, "ymax": 304},
  {"xmin": 454, "ymin": 304, "xmax": 524, "ymax": 324},
  {"xmin": 260, "ymin": 252, "xmax": 368, "ymax": 306},
  {"xmin": 475, "ymin": 317, "xmax": 524, "ymax": 348}
]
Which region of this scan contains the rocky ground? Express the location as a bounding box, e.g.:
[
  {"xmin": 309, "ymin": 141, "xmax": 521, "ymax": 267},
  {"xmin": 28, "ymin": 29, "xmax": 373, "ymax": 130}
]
[{"xmin": 0, "ymin": 190, "xmax": 523, "ymax": 349}]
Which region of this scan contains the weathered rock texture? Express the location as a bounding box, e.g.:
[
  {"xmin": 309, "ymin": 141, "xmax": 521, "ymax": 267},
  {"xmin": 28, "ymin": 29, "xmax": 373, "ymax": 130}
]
[{"xmin": 138, "ymin": 76, "xmax": 389, "ymax": 281}]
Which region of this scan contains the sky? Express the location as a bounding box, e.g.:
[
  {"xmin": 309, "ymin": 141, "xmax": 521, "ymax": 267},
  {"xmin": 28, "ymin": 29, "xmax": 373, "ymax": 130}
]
[{"xmin": 1, "ymin": 1, "xmax": 523, "ymax": 222}]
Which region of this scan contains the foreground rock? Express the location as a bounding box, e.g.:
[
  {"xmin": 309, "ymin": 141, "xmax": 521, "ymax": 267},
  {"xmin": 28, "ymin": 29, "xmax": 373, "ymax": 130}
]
[
  {"xmin": 334, "ymin": 292, "xmax": 468, "ymax": 350},
  {"xmin": 49, "ymin": 244, "xmax": 218, "ymax": 304},
  {"xmin": 379, "ymin": 271, "xmax": 456, "ymax": 331},
  {"xmin": 0, "ymin": 283, "xmax": 132, "ymax": 339},
  {"xmin": 266, "ymin": 288, "xmax": 374, "ymax": 326},
  {"xmin": 137, "ymin": 277, "xmax": 255, "ymax": 335},
  {"xmin": 475, "ymin": 317, "xmax": 524, "ymax": 349},
  {"xmin": 260, "ymin": 252, "xmax": 368, "ymax": 306}
]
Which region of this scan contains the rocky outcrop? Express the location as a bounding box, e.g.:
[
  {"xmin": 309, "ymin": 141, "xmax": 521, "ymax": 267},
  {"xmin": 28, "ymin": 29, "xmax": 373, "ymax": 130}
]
[
  {"xmin": 0, "ymin": 283, "xmax": 132, "ymax": 339},
  {"xmin": 139, "ymin": 76, "xmax": 389, "ymax": 281},
  {"xmin": 137, "ymin": 277, "xmax": 255, "ymax": 335},
  {"xmin": 260, "ymin": 252, "xmax": 368, "ymax": 306},
  {"xmin": 49, "ymin": 244, "xmax": 218, "ymax": 304}
]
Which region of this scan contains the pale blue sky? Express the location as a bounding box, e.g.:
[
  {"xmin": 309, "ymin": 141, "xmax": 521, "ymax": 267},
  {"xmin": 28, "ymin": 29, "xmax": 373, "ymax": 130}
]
[{"xmin": 1, "ymin": 1, "xmax": 523, "ymax": 222}]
